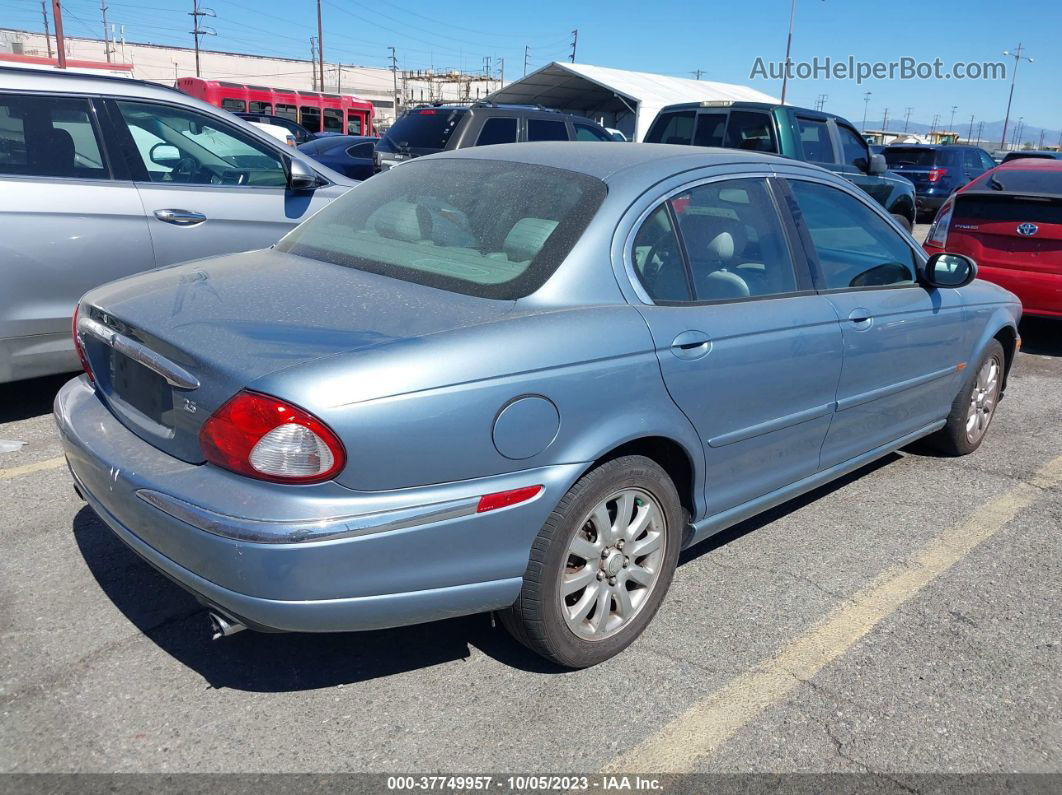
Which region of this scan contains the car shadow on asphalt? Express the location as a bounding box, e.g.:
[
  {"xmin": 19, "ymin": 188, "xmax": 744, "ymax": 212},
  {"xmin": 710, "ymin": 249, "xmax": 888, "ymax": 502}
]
[
  {"xmin": 72, "ymin": 506, "xmax": 568, "ymax": 690},
  {"xmin": 0, "ymin": 373, "xmax": 73, "ymax": 424},
  {"xmin": 1018, "ymin": 317, "xmax": 1062, "ymax": 357},
  {"xmin": 72, "ymin": 454, "xmax": 905, "ymax": 689}
]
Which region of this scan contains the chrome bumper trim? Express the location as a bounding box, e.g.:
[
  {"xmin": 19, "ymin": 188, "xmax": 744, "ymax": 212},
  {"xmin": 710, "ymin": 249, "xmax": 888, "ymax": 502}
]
[
  {"xmin": 135, "ymin": 489, "xmax": 479, "ymax": 544},
  {"xmin": 78, "ymin": 315, "xmax": 200, "ymax": 390}
]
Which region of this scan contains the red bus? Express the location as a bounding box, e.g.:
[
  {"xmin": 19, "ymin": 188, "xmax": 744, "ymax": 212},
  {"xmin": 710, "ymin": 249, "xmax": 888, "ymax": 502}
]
[{"xmin": 176, "ymin": 77, "xmax": 375, "ymax": 136}]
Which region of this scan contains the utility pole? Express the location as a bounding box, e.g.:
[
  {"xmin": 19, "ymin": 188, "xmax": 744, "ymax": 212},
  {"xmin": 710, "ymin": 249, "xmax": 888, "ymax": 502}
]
[
  {"xmin": 189, "ymin": 0, "xmax": 215, "ymax": 78},
  {"xmin": 903, "ymin": 106, "xmax": 912, "ymax": 132},
  {"xmin": 523, "ymin": 45, "xmax": 529, "ymax": 76},
  {"xmin": 780, "ymin": 0, "xmax": 796, "ymax": 105},
  {"xmin": 40, "ymin": 1, "xmax": 53, "ymax": 58},
  {"xmin": 309, "ymin": 38, "xmax": 317, "ymax": 90},
  {"xmin": 968, "ymin": 114, "xmax": 975, "ymax": 142},
  {"xmin": 948, "ymin": 105, "xmax": 957, "ymax": 137},
  {"xmin": 497, "ymin": 57, "xmax": 504, "ymax": 85},
  {"xmin": 861, "ymin": 91, "xmax": 871, "ymax": 132},
  {"xmin": 100, "ymin": 0, "xmax": 112, "ymax": 62},
  {"xmin": 389, "ymin": 46, "xmax": 399, "ymax": 117},
  {"xmin": 814, "ymin": 93, "xmax": 827, "ymax": 111},
  {"xmin": 316, "ymin": 0, "xmax": 325, "ymax": 93},
  {"xmin": 930, "ymin": 113, "xmax": 939, "ymax": 136},
  {"xmin": 881, "ymin": 107, "xmax": 889, "ymax": 133},
  {"xmin": 1000, "ymin": 43, "xmax": 1033, "ymax": 149},
  {"xmin": 691, "ymin": 69, "xmax": 705, "ymax": 80},
  {"xmin": 976, "ymin": 121, "xmax": 984, "ymax": 147},
  {"xmin": 1039, "ymin": 129, "xmax": 1046, "ymax": 149},
  {"xmin": 569, "ymin": 29, "xmax": 577, "ymax": 63},
  {"xmin": 50, "ymin": 0, "xmax": 66, "ymax": 68}
]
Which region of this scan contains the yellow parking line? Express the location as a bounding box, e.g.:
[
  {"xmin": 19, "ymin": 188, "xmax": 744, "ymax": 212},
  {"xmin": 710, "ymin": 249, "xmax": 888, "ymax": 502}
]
[
  {"xmin": 0, "ymin": 456, "xmax": 67, "ymax": 480},
  {"xmin": 606, "ymin": 454, "xmax": 1062, "ymax": 774}
]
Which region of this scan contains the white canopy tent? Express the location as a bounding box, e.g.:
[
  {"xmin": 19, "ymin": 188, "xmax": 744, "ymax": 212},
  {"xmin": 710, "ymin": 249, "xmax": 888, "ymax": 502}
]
[{"xmin": 487, "ymin": 62, "xmax": 779, "ymax": 142}]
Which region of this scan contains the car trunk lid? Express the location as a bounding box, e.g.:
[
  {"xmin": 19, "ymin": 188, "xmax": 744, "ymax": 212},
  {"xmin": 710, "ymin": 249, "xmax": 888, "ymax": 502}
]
[{"xmin": 78, "ymin": 249, "xmax": 514, "ymax": 463}]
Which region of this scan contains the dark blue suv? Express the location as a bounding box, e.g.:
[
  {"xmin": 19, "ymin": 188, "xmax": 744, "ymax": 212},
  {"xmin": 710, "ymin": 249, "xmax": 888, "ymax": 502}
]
[{"xmin": 884, "ymin": 144, "xmax": 996, "ymax": 219}]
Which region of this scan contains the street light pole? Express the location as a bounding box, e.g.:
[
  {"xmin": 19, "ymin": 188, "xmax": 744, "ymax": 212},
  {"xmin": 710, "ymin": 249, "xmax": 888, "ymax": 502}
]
[
  {"xmin": 861, "ymin": 91, "xmax": 871, "ymax": 132},
  {"xmin": 1000, "ymin": 43, "xmax": 1033, "ymax": 150}
]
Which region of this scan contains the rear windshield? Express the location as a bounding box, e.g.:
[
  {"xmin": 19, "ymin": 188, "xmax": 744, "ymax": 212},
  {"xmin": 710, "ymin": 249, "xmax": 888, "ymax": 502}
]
[
  {"xmin": 954, "ymin": 193, "xmax": 1062, "ymax": 224},
  {"xmin": 378, "ymin": 108, "xmax": 467, "ymax": 152},
  {"xmin": 884, "ymin": 148, "xmax": 939, "ymax": 167},
  {"xmin": 276, "ymin": 158, "xmax": 607, "ymax": 299},
  {"xmin": 969, "ymin": 168, "xmax": 1062, "ymax": 195}
]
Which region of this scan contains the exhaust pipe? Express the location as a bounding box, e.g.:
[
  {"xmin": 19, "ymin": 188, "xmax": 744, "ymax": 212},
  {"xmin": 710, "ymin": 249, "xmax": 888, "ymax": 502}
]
[{"xmin": 209, "ymin": 610, "xmax": 247, "ymax": 640}]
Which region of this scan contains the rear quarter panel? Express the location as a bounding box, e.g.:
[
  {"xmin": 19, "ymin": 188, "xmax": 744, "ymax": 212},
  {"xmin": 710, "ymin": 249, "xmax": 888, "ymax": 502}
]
[{"xmin": 252, "ymin": 306, "xmax": 705, "ymax": 495}]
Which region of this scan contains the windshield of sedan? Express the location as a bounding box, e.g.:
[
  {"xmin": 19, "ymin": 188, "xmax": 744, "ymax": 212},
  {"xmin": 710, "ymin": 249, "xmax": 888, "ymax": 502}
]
[{"xmin": 277, "ymin": 158, "xmax": 607, "ymax": 299}]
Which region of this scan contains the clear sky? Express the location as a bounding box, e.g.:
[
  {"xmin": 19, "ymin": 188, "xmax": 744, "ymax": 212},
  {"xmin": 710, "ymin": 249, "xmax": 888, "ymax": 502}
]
[{"xmin": 4, "ymin": 0, "xmax": 1059, "ymax": 131}]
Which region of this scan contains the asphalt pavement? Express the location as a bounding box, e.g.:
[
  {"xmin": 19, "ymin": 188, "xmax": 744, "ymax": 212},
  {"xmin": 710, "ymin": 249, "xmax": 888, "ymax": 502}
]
[{"xmin": 1, "ymin": 307, "xmax": 1060, "ymax": 780}]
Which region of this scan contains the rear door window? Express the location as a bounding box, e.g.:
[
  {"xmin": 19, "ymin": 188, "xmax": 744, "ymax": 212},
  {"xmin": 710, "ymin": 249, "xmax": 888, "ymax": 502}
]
[
  {"xmin": 574, "ymin": 123, "xmax": 611, "ymax": 141},
  {"xmin": 795, "ymin": 117, "xmax": 833, "ymax": 162},
  {"xmin": 527, "ymin": 118, "xmax": 568, "ymax": 141},
  {"xmin": 646, "ymin": 111, "xmax": 696, "ymax": 145},
  {"xmin": 347, "ymin": 111, "xmax": 363, "ymax": 135},
  {"xmin": 476, "ymin": 117, "xmax": 518, "ymax": 146},
  {"xmin": 0, "ymin": 93, "xmax": 108, "ymax": 179},
  {"xmin": 275, "ymin": 104, "xmax": 297, "ymax": 122},
  {"xmin": 221, "ymin": 98, "xmax": 246, "ymax": 112},
  {"xmin": 693, "ymin": 113, "xmax": 726, "ymax": 147},
  {"xmin": 724, "ymin": 111, "xmax": 777, "ymax": 153},
  {"xmin": 248, "ymin": 101, "xmax": 271, "ymax": 114}
]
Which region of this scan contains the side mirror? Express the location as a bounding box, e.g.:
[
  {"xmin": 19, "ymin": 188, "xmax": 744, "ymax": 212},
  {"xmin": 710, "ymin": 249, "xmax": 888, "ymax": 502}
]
[
  {"xmin": 149, "ymin": 143, "xmax": 181, "ymax": 167},
  {"xmin": 922, "ymin": 252, "xmax": 977, "ymax": 288},
  {"xmin": 288, "ymin": 157, "xmax": 319, "ymax": 191},
  {"xmin": 868, "ymin": 153, "xmax": 887, "ymax": 175}
]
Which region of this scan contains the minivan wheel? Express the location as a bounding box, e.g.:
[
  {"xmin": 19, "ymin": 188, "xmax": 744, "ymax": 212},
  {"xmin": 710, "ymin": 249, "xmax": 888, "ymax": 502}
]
[
  {"xmin": 928, "ymin": 339, "xmax": 1004, "ymax": 456},
  {"xmin": 501, "ymin": 455, "xmax": 683, "ymax": 668}
]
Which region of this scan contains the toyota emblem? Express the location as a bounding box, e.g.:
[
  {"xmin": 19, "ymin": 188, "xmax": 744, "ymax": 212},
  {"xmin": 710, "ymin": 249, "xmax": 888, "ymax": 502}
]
[{"xmin": 1017, "ymin": 223, "xmax": 1038, "ymax": 237}]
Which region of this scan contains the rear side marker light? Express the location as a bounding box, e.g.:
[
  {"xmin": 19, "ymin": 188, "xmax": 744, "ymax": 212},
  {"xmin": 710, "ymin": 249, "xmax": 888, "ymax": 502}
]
[
  {"xmin": 199, "ymin": 390, "xmax": 345, "ymax": 484},
  {"xmin": 477, "ymin": 485, "xmax": 544, "ymax": 513}
]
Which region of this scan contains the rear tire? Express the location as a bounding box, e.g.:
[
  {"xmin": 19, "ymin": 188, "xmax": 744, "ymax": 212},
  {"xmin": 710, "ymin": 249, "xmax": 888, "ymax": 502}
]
[
  {"xmin": 891, "ymin": 212, "xmax": 913, "ymax": 233},
  {"xmin": 927, "ymin": 340, "xmax": 1004, "ymax": 456},
  {"xmin": 501, "ymin": 455, "xmax": 684, "ymax": 668}
]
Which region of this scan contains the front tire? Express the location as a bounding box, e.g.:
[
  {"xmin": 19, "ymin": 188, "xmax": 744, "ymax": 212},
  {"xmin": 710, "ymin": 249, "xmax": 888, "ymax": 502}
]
[
  {"xmin": 891, "ymin": 212, "xmax": 913, "ymax": 233},
  {"xmin": 501, "ymin": 455, "xmax": 684, "ymax": 668},
  {"xmin": 928, "ymin": 340, "xmax": 1004, "ymax": 456}
]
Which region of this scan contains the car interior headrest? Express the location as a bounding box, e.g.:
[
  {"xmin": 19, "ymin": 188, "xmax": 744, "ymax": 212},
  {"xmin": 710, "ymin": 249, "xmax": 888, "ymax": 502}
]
[{"xmin": 504, "ymin": 218, "xmax": 559, "ymax": 263}]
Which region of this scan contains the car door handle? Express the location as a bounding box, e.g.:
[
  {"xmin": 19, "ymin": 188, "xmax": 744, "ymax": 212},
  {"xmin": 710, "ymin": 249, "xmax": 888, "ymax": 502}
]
[
  {"xmin": 154, "ymin": 209, "xmax": 207, "ymax": 226},
  {"xmin": 847, "ymin": 308, "xmax": 873, "ymax": 329},
  {"xmin": 670, "ymin": 330, "xmax": 712, "ymax": 359}
]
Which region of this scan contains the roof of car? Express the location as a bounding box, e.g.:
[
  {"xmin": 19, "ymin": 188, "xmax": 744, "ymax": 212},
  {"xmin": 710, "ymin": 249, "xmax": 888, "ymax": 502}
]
[
  {"xmin": 997, "ymin": 157, "xmax": 1062, "ymax": 170},
  {"xmin": 422, "ymin": 141, "xmax": 807, "ymax": 182},
  {"xmin": 0, "ymin": 64, "xmax": 184, "ymax": 101}
]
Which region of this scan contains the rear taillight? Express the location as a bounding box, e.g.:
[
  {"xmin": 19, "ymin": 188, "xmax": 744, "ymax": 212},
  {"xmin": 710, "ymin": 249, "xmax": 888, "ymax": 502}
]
[
  {"xmin": 927, "ymin": 167, "xmax": 948, "ymax": 183},
  {"xmin": 926, "ymin": 201, "xmax": 953, "ymax": 248},
  {"xmin": 71, "ymin": 305, "xmax": 94, "ymax": 385},
  {"xmin": 199, "ymin": 390, "xmax": 346, "ymax": 484}
]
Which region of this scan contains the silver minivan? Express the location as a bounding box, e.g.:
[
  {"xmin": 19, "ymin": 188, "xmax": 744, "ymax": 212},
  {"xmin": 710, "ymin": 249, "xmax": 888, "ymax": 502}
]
[{"xmin": 0, "ymin": 66, "xmax": 356, "ymax": 383}]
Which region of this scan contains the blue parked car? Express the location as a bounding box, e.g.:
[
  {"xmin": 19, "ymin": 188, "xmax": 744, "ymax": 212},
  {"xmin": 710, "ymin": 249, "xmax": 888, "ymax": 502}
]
[
  {"xmin": 884, "ymin": 144, "xmax": 996, "ymax": 219},
  {"xmin": 298, "ymin": 135, "xmax": 378, "ymax": 181},
  {"xmin": 57, "ymin": 143, "xmax": 1020, "ymax": 667}
]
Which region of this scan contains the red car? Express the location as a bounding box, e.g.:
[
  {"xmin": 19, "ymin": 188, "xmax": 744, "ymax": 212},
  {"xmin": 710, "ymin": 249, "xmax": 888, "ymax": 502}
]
[{"xmin": 924, "ymin": 158, "xmax": 1062, "ymax": 317}]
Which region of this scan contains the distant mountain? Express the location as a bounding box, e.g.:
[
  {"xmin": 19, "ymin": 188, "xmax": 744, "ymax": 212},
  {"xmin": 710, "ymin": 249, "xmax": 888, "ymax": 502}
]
[{"xmin": 864, "ymin": 118, "xmax": 1061, "ymax": 149}]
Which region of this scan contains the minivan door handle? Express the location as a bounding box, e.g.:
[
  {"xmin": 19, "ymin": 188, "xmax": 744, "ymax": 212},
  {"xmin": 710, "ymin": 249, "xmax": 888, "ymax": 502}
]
[
  {"xmin": 670, "ymin": 330, "xmax": 712, "ymax": 360},
  {"xmin": 154, "ymin": 209, "xmax": 207, "ymax": 226}
]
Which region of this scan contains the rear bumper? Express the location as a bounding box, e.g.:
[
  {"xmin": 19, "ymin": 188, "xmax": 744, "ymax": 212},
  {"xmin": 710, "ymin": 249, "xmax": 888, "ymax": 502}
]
[{"xmin": 55, "ymin": 376, "xmax": 584, "ymax": 632}]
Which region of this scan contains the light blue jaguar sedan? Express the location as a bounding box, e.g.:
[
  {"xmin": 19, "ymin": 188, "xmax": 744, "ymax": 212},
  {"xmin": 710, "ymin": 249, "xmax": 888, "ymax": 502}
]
[{"xmin": 55, "ymin": 143, "xmax": 1021, "ymax": 667}]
